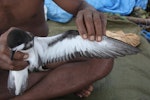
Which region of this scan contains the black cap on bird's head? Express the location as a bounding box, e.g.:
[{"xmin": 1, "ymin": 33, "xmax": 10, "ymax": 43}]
[
  {"xmin": 7, "ymin": 28, "xmax": 34, "ymax": 60},
  {"xmin": 7, "ymin": 29, "xmax": 34, "ymax": 48}
]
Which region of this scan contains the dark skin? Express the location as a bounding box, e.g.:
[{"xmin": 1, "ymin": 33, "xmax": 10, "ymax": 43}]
[{"xmin": 0, "ymin": 0, "xmax": 113, "ymax": 100}]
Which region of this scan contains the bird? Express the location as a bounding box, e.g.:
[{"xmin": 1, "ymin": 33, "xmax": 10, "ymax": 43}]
[{"xmin": 6, "ymin": 28, "xmax": 140, "ymax": 95}]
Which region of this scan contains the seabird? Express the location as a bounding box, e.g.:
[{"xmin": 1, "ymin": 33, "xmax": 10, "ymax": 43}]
[{"xmin": 6, "ymin": 29, "xmax": 140, "ymax": 95}]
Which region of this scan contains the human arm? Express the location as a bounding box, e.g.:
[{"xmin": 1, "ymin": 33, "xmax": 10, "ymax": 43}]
[
  {"xmin": 53, "ymin": 0, "xmax": 106, "ymax": 41},
  {"xmin": 9, "ymin": 1, "xmax": 112, "ymax": 99},
  {"xmin": 0, "ymin": 1, "xmax": 113, "ymax": 99}
]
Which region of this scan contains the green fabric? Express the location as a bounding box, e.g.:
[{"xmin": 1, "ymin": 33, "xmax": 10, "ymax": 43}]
[{"xmin": 47, "ymin": 18, "xmax": 150, "ymax": 100}]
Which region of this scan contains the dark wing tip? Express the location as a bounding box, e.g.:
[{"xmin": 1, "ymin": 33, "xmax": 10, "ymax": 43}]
[{"xmin": 102, "ymin": 36, "xmax": 141, "ymax": 56}]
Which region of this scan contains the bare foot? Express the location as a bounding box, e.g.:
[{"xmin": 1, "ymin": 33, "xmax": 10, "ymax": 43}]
[{"xmin": 75, "ymin": 85, "xmax": 94, "ymax": 98}]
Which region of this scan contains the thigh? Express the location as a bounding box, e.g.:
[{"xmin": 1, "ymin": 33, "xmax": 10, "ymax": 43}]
[{"xmin": 27, "ymin": 71, "xmax": 49, "ymax": 89}]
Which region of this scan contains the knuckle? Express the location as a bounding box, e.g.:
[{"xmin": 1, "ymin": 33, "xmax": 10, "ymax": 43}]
[
  {"xmin": 78, "ymin": 10, "xmax": 84, "ymax": 14},
  {"xmin": 10, "ymin": 66, "xmax": 15, "ymax": 70},
  {"xmin": 98, "ymin": 12, "xmax": 106, "ymax": 19},
  {"xmin": 87, "ymin": 28, "xmax": 95, "ymax": 36},
  {"xmin": 94, "ymin": 19, "xmax": 101, "ymax": 25},
  {"xmin": 79, "ymin": 30, "xmax": 85, "ymax": 35},
  {"xmin": 94, "ymin": 15, "xmax": 100, "ymax": 20},
  {"xmin": 100, "ymin": 15, "xmax": 107, "ymax": 24},
  {"xmin": 14, "ymin": 52, "xmax": 24, "ymax": 59},
  {"xmin": 14, "ymin": 53, "xmax": 20, "ymax": 58},
  {"xmin": 0, "ymin": 48, "xmax": 5, "ymax": 52},
  {"xmin": 88, "ymin": 26, "xmax": 95, "ymax": 34},
  {"xmin": 0, "ymin": 48, "xmax": 8, "ymax": 55},
  {"xmin": 75, "ymin": 17, "xmax": 81, "ymax": 23},
  {"xmin": 75, "ymin": 16, "xmax": 83, "ymax": 23},
  {"xmin": 85, "ymin": 14, "xmax": 92, "ymax": 20}
]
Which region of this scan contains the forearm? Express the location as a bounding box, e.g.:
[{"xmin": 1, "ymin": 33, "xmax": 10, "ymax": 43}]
[
  {"xmin": 77, "ymin": 0, "xmax": 95, "ymax": 11},
  {"xmin": 11, "ymin": 58, "xmax": 113, "ymax": 100},
  {"xmin": 53, "ymin": 0, "xmax": 94, "ymax": 15}
]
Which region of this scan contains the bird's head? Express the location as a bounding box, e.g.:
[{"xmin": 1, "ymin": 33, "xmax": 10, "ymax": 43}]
[{"xmin": 7, "ymin": 28, "xmax": 34, "ymax": 60}]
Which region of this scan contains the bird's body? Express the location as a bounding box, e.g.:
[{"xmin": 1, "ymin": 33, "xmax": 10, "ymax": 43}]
[{"xmin": 7, "ymin": 29, "xmax": 140, "ymax": 95}]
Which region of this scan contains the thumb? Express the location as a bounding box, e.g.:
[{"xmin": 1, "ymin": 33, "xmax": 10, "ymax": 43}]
[{"xmin": 14, "ymin": 51, "xmax": 29, "ymax": 60}]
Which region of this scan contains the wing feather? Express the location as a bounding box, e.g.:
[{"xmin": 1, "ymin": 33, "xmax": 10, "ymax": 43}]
[{"xmin": 40, "ymin": 33, "xmax": 140, "ymax": 63}]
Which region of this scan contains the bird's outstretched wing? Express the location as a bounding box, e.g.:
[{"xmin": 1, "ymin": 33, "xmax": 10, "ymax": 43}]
[{"xmin": 38, "ymin": 30, "xmax": 140, "ymax": 63}]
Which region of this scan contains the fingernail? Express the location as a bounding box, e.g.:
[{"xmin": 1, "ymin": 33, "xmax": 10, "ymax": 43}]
[
  {"xmin": 97, "ymin": 36, "xmax": 101, "ymax": 41},
  {"xmin": 90, "ymin": 36, "xmax": 95, "ymax": 41},
  {"xmin": 83, "ymin": 34, "xmax": 87, "ymax": 39},
  {"xmin": 23, "ymin": 54, "xmax": 29, "ymax": 59}
]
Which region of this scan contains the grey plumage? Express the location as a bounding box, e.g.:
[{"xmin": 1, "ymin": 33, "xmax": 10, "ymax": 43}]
[{"xmin": 6, "ymin": 29, "xmax": 140, "ymax": 95}]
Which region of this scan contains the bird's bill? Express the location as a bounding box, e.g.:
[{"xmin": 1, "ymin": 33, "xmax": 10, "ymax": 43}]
[{"xmin": 10, "ymin": 50, "xmax": 16, "ymax": 60}]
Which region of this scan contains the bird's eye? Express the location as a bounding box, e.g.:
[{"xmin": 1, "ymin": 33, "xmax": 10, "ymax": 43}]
[{"xmin": 23, "ymin": 41, "xmax": 33, "ymax": 50}]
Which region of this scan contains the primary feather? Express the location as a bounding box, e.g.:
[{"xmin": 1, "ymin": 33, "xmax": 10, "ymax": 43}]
[{"xmin": 7, "ymin": 29, "xmax": 140, "ymax": 95}]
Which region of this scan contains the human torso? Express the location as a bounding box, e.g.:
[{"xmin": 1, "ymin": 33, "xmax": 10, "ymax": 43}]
[{"xmin": 0, "ymin": 0, "xmax": 48, "ymax": 36}]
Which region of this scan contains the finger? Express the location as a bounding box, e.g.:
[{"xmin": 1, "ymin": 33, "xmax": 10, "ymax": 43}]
[
  {"xmin": 83, "ymin": 11, "xmax": 96, "ymax": 41},
  {"xmin": 77, "ymin": 89, "xmax": 91, "ymax": 98},
  {"xmin": 0, "ymin": 53, "xmax": 12, "ymax": 64},
  {"xmin": 100, "ymin": 13, "xmax": 107, "ymax": 35},
  {"xmin": 76, "ymin": 92, "xmax": 83, "ymax": 98},
  {"xmin": 0, "ymin": 27, "xmax": 18, "ymax": 41},
  {"xmin": 0, "ymin": 45, "xmax": 10, "ymax": 55},
  {"xmin": 86, "ymin": 85, "xmax": 94, "ymax": 92},
  {"xmin": 81, "ymin": 90, "xmax": 91, "ymax": 98},
  {"xmin": 12, "ymin": 60, "xmax": 29, "ymax": 70},
  {"xmin": 81, "ymin": 85, "xmax": 94, "ymax": 93},
  {"xmin": 13, "ymin": 51, "xmax": 29, "ymax": 60},
  {"xmin": 93, "ymin": 12, "xmax": 103, "ymax": 41},
  {"xmin": 0, "ymin": 60, "xmax": 14, "ymax": 70},
  {"xmin": 75, "ymin": 11, "xmax": 87, "ymax": 39}
]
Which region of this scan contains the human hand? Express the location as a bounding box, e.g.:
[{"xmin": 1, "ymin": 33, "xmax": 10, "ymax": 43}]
[
  {"xmin": 0, "ymin": 27, "xmax": 29, "ymax": 70},
  {"xmin": 75, "ymin": 8, "xmax": 107, "ymax": 42}
]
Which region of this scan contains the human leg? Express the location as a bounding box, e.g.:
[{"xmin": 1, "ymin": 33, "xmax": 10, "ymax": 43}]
[{"xmin": 11, "ymin": 58, "xmax": 113, "ymax": 100}]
